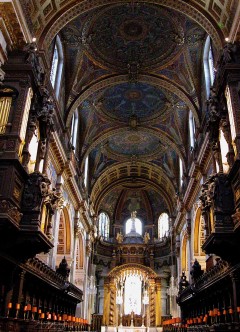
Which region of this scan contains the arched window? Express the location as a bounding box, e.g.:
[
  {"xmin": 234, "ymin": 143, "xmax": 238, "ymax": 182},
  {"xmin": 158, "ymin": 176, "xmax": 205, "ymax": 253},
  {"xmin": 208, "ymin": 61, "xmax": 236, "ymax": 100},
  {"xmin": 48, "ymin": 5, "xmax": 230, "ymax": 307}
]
[
  {"xmin": 125, "ymin": 217, "xmax": 142, "ymax": 235},
  {"xmin": 70, "ymin": 109, "xmax": 79, "ymax": 149},
  {"xmin": 98, "ymin": 212, "xmax": 110, "ymax": 239},
  {"xmin": 179, "ymin": 157, "xmax": 183, "ymax": 187},
  {"xmin": 204, "ymin": 36, "xmax": 215, "ymax": 98},
  {"xmin": 28, "ymin": 127, "xmax": 40, "ymax": 173},
  {"xmin": 225, "ymin": 86, "xmax": 237, "ymax": 155},
  {"xmin": 219, "ymin": 129, "xmax": 229, "ymax": 173},
  {"xmin": 50, "ymin": 35, "xmax": 63, "ymax": 99},
  {"xmin": 158, "ymin": 212, "xmax": 169, "ymax": 239},
  {"xmin": 84, "ymin": 155, "xmax": 89, "ymax": 189},
  {"xmin": 189, "ymin": 110, "xmax": 195, "ymax": 149}
]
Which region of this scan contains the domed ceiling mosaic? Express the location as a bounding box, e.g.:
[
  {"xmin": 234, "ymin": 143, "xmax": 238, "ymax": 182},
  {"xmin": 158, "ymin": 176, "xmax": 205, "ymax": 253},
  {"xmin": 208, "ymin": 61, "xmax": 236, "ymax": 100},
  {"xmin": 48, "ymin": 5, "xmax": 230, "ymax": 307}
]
[
  {"xmin": 93, "ymin": 82, "xmax": 171, "ymax": 122},
  {"xmin": 56, "ymin": 1, "xmax": 210, "ymax": 226},
  {"xmin": 82, "ymin": 4, "xmax": 184, "ymax": 70},
  {"xmin": 105, "ymin": 130, "xmax": 166, "ymax": 161}
]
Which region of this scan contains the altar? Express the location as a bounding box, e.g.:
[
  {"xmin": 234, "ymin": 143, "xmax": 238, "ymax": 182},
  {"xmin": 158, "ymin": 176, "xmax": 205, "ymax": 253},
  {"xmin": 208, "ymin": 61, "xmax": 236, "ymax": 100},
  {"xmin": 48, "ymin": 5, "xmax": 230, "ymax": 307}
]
[
  {"xmin": 102, "ymin": 265, "xmax": 162, "ymax": 328},
  {"xmin": 118, "ymin": 327, "xmax": 147, "ymax": 332},
  {"xmin": 101, "ymin": 327, "xmax": 163, "ymax": 332}
]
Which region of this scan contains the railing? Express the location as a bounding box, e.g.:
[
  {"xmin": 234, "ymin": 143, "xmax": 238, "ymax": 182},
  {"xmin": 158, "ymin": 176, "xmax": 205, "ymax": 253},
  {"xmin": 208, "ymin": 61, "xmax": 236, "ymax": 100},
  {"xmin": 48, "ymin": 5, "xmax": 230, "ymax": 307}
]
[
  {"xmin": 23, "ymin": 257, "xmax": 83, "ymax": 301},
  {"xmin": 0, "ymin": 317, "xmax": 90, "ymax": 332},
  {"xmin": 178, "ymin": 260, "xmax": 230, "ymax": 302}
]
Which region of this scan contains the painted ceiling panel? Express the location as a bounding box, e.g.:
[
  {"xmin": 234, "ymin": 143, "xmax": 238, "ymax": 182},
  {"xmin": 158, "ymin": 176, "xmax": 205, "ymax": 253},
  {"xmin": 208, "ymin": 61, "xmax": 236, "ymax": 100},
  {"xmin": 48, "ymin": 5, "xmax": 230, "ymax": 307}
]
[{"xmin": 21, "ymin": 0, "xmax": 235, "ymax": 224}]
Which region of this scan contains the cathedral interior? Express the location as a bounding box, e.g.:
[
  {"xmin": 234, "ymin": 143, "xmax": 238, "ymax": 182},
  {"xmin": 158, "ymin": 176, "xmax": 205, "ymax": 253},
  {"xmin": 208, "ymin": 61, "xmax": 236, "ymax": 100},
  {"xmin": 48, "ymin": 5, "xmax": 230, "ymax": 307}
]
[{"xmin": 0, "ymin": 0, "xmax": 240, "ymax": 331}]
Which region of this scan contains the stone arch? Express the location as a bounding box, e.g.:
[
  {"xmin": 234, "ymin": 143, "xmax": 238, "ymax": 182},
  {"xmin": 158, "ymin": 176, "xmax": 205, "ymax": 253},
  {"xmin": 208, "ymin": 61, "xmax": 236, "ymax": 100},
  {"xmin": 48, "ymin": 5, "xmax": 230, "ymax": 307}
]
[
  {"xmin": 56, "ymin": 207, "xmax": 71, "ymax": 266},
  {"xmin": 90, "ymin": 164, "xmax": 175, "ymax": 215},
  {"xmin": 74, "ymin": 231, "xmax": 85, "ymax": 289},
  {"xmin": 194, "ymin": 207, "xmax": 204, "ymax": 256},
  {"xmin": 181, "ymin": 232, "xmax": 189, "ymax": 276},
  {"xmin": 79, "ymin": 126, "xmax": 186, "ymax": 176},
  {"xmin": 103, "ymin": 263, "xmax": 160, "ymax": 326},
  {"xmin": 193, "ymin": 206, "xmax": 206, "ymax": 271}
]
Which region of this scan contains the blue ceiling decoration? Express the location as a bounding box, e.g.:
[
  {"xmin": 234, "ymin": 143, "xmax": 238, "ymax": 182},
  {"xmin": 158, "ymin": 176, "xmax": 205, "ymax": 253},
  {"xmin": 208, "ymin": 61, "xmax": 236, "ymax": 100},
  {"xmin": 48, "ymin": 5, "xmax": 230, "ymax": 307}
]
[
  {"xmin": 83, "ymin": 4, "xmax": 184, "ymax": 70},
  {"xmin": 99, "ymin": 129, "xmax": 167, "ymax": 162},
  {"xmin": 93, "ymin": 82, "xmax": 170, "ymax": 122}
]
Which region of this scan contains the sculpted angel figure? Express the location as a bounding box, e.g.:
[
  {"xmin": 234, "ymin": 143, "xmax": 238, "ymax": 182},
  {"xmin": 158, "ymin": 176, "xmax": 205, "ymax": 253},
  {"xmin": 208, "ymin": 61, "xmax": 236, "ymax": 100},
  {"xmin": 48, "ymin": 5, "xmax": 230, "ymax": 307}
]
[
  {"xmin": 116, "ymin": 231, "xmax": 123, "ymax": 244},
  {"xmin": 143, "ymin": 232, "xmax": 150, "ymax": 244}
]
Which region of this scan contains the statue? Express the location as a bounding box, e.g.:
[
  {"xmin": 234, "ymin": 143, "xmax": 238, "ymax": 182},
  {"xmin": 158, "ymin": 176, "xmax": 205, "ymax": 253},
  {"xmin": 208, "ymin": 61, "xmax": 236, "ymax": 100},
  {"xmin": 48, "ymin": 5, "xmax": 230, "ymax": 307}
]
[
  {"xmin": 131, "ymin": 210, "xmax": 137, "ymax": 219},
  {"xmin": 178, "ymin": 271, "xmax": 189, "ymax": 292},
  {"xmin": 190, "ymin": 259, "xmax": 203, "ymax": 282},
  {"xmin": 56, "ymin": 256, "xmax": 70, "ymax": 280},
  {"xmin": 143, "ymin": 232, "xmax": 150, "ymax": 244},
  {"xmin": 116, "ymin": 232, "xmax": 123, "ymax": 244},
  {"xmin": 222, "ymin": 42, "xmax": 236, "ymax": 63}
]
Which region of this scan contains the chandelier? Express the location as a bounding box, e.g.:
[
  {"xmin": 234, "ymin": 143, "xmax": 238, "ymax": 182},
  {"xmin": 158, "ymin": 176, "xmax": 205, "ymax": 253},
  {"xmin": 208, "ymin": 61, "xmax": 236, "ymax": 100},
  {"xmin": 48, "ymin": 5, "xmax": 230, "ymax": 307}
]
[
  {"xmin": 166, "ymin": 226, "xmax": 178, "ymax": 297},
  {"xmin": 142, "ymin": 289, "xmax": 149, "ymax": 305},
  {"xmin": 88, "ymin": 275, "xmax": 97, "ymax": 295},
  {"xmin": 166, "ymin": 276, "xmax": 178, "ymax": 297},
  {"xmin": 116, "ymin": 289, "xmax": 123, "ymax": 305},
  {"xmin": 87, "ymin": 240, "xmax": 97, "ymax": 295}
]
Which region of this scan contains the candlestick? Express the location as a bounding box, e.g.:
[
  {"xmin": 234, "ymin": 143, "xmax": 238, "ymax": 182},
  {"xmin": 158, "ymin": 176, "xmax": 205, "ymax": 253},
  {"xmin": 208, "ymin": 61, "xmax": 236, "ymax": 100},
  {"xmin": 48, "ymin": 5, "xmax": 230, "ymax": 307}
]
[
  {"xmin": 15, "ymin": 303, "xmax": 20, "ymax": 319},
  {"xmin": 6, "ymin": 303, "xmax": 12, "ymax": 318},
  {"xmin": 23, "ymin": 306, "xmax": 27, "ymax": 320}
]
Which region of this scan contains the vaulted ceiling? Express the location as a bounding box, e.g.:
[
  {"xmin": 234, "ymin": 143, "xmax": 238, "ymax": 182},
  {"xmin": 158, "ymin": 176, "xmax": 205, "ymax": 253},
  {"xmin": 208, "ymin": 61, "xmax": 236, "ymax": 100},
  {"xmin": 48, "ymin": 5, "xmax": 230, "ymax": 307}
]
[{"xmin": 17, "ymin": 0, "xmax": 238, "ymax": 225}]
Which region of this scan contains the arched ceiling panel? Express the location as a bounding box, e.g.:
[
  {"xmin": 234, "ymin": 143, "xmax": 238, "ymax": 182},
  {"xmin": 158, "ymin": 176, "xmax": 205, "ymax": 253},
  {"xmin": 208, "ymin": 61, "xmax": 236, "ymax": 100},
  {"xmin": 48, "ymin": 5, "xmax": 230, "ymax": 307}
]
[
  {"xmin": 81, "ymin": 126, "xmax": 185, "ymax": 172},
  {"xmin": 66, "ymin": 74, "xmax": 200, "ymax": 128},
  {"xmin": 90, "ymin": 162, "xmax": 176, "ymax": 214},
  {"xmin": 36, "ymin": 0, "xmax": 224, "ymax": 50}
]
